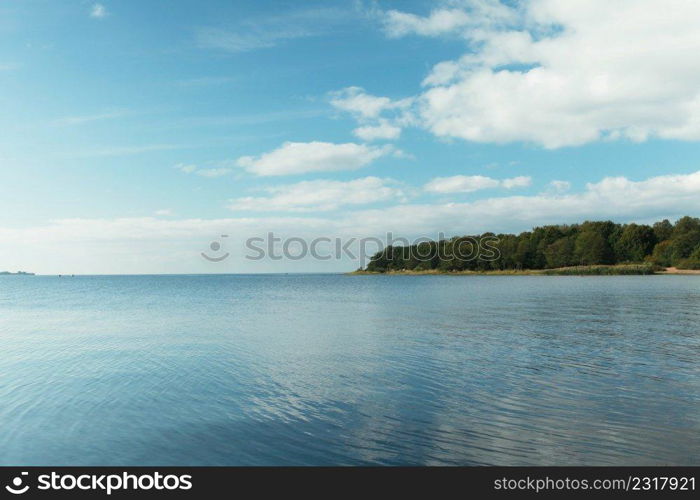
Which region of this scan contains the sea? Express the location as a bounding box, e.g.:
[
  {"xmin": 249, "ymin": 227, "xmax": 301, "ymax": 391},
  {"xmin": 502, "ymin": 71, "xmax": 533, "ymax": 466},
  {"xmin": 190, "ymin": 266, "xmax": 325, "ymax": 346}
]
[{"xmin": 1, "ymin": 274, "xmax": 698, "ymax": 465}]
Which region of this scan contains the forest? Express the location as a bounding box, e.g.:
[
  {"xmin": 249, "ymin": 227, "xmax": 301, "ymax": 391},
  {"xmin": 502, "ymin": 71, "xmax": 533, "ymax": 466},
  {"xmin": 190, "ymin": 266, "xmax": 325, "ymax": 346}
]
[{"xmin": 364, "ymin": 216, "xmax": 700, "ymax": 273}]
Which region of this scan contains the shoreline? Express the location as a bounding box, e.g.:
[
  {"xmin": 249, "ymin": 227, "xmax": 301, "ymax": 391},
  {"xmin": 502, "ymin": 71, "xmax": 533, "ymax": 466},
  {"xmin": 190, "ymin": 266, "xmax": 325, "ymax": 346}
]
[
  {"xmin": 349, "ymin": 265, "xmax": 700, "ymax": 276},
  {"xmin": 657, "ymin": 267, "xmax": 700, "ymax": 275}
]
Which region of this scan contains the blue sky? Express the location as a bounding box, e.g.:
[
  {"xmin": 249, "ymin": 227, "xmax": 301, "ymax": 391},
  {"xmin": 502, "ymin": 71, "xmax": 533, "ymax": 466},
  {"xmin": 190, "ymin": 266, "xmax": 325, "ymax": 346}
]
[{"xmin": 2, "ymin": 0, "xmax": 700, "ymax": 274}]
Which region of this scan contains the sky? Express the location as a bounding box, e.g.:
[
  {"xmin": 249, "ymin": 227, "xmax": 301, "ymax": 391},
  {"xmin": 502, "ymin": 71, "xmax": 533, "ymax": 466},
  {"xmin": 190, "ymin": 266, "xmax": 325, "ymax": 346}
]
[{"xmin": 2, "ymin": 0, "xmax": 700, "ymax": 274}]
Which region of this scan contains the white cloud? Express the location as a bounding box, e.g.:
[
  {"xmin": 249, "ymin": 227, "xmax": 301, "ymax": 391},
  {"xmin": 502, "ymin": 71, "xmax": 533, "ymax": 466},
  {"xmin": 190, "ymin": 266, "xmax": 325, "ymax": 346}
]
[
  {"xmin": 90, "ymin": 3, "xmax": 108, "ymax": 19},
  {"xmin": 338, "ymin": 170, "xmax": 700, "ymax": 238},
  {"xmin": 330, "ymin": 87, "xmax": 408, "ymax": 119},
  {"xmin": 196, "ymin": 168, "xmax": 233, "ymax": 178},
  {"xmin": 383, "ymin": 1, "xmax": 517, "ymax": 38},
  {"xmin": 547, "ymin": 180, "xmax": 571, "ymax": 193},
  {"xmin": 501, "ymin": 175, "xmax": 532, "ymax": 189},
  {"xmin": 425, "ymin": 175, "xmax": 499, "ymax": 193},
  {"xmin": 425, "ymin": 174, "xmax": 531, "ymax": 193},
  {"xmin": 384, "ymin": 9, "xmax": 472, "ymax": 38},
  {"xmin": 329, "ymin": 87, "xmax": 413, "ymax": 141},
  {"xmin": 4, "ymin": 170, "xmax": 700, "ymax": 274},
  {"xmin": 353, "ymin": 121, "xmax": 402, "ymax": 141},
  {"xmin": 176, "ymin": 164, "xmax": 197, "ymax": 174},
  {"xmin": 228, "ymin": 177, "xmax": 405, "ymax": 212},
  {"xmin": 155, "ymin": 209, "xmax": 173, "ymax": 216},
  {"xmin": 236, "ymin": 141, "xmax": 395, "ymax": 176},
  {"xmin": 176, "ymin": 163, "xmax": 232, "ymax": 178},
  {"xmin": 372, "ymin": 0, "xmax": 700, "ymax": 148}
]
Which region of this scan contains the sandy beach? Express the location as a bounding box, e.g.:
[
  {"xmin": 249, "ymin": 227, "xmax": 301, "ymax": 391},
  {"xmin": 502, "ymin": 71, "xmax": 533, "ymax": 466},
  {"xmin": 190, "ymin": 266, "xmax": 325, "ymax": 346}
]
[{"xmin": 659, "ymin": 267, "xmax": 700, "ymax": 275}]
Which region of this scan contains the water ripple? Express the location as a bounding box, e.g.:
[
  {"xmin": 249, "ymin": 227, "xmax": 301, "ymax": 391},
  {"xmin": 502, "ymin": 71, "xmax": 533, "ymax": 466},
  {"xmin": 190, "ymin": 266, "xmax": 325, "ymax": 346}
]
[{"xmin": 0, "ymin": 274, "xmax": 699, "ymax": 465}]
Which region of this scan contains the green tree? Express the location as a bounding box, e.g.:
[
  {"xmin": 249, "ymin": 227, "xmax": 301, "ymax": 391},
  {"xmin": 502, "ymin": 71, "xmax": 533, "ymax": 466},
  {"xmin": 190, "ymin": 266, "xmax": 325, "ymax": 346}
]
[
  {"xmin": 545, "ymin": 237, "xmax": 576, "ymax": 268},
  {"xmin": 577, "ymin": 221, "xmax": 616, "ymax": 264},
  {"xmin": 670, "ymin": 229, "xmax": 700, "ymax": 262},
  {"xmin": 650, "ymin": 240, "xmax": 674, "ymax": 267},
  {"xmin": 493, "ymin": 234, "xmax": 519, "ymax": 270},
  {"xmin": 653, "ymin": 219, "xmax": 673, "ymax": 242},
  {"xmin": 678, "ymin": 246, "xmax": 700, "ymax": 269},
  {"xmin": 362, "ymin": 216, "xmax": 697, "ymax": 273},
  {"xmin": 575, "ymin": 230, "xmax": 611, "ymax": 265},
  {"xmin": 673, "ymin": 216, "xmax": 700, "ymax": 236},
  {"xmin": 514, "ymin": 233, "xmax": 535, "ymax": 269},
  {"xmin": 615, "ymin": 224, "xmax": 657, "ymax": 262}
]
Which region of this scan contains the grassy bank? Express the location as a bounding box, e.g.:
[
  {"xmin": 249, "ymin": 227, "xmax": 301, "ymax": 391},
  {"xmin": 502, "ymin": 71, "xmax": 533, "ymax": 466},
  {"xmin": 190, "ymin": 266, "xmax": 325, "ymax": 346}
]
[
  {"xmin": 349, "ymin": 264, "xmax": 659, "ymax": 276},
  {"xmin": 540, "ymin": 264, "xmax": 657, "ymax": 275}
]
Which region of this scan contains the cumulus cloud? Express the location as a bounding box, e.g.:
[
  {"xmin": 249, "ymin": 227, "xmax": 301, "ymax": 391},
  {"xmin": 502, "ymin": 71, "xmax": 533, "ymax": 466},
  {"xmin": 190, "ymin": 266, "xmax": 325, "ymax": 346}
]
[
  {"xmin": 235, "ymin": 141, "xmax": 395, "ymax": 176},
  {"xmin": 425, "ymin": 174, "xmax": 531, "ymax": 193},
  {"xmin": 501, "ymin": 176, "xmax": 532, "ymax": 189},
  {"xmin": 228, "ymin": 177, "xmax": 405, "ymax": 212},
  {"xmin": 383, "ymin": 1, "xmax": 517, "ymax": 38},
  {"xmin": 353, "ymin": 121, "xmax": 402, "ymax": 141},
  {"xmin": 329, "ymin": 87, "xmax": 400, "ymax": 119},
  {"xmin": 339, "ymin": 170, "xmax": 700, "ymax": 238},
  {"xmin": 547, "ymin": 180, "xmax": 571, "ymax": 194},
  {"xmin": 425, "ymin": 175, "xmax": 499, "ymax": 193},
  {"xmin": 369, "ymin": 0, "xmax": 700, "ymax": 148},
  {"xmin": 329, "ymin": 87, "xmax": 413, "ymax": 141},
  {"xmin": 384, "ymin": 9, "xmax": 472, "ymax": 38},
  {"xmin": 3, "ymin": 170, "xmax": 700, "ymax": 273}
]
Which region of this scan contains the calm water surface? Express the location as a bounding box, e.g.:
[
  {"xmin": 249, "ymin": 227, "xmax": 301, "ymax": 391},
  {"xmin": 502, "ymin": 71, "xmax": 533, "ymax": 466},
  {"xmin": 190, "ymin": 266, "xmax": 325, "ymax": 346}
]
[{"xmin": 0, "ymin": 274, "xmax": 699, "ymax": 465}]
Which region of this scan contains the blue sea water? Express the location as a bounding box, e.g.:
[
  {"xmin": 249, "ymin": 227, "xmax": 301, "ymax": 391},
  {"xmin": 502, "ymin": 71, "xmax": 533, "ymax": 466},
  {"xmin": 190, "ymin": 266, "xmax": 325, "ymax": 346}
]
[{"xmin": 0, "ymin": 274, "xmax": 699, "ymax": 465}]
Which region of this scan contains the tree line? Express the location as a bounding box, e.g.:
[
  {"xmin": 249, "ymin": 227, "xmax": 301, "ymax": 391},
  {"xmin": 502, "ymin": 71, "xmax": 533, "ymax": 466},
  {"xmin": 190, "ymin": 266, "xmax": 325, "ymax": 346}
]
[{"xmin": 364, "ymin": 216, "xmax": 700, "ymax": 272}]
